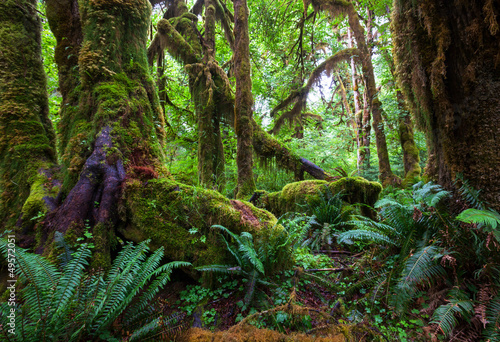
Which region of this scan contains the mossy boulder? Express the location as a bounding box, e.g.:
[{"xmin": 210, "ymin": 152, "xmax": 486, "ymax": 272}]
[
  {"xmin": 255, "ymin": 177, "xmax": 382, "ymax": 218},
  {"xmin": 119, "ymin": 178, "xmax": 281, "ymax": 276}
]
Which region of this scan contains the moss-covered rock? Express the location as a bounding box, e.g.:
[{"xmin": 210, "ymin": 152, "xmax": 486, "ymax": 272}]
[
  {"xmin": 256, "ymin": 177, "xmax": 382, "ymax": 218},
  {"xmin": 119, "ymin": 178, "xmax": 281, "ymax": 274}
]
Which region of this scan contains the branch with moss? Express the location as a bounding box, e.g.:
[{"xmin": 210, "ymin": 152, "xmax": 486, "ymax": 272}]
[{"xmin": 269, "ymin": 48, "xmax": 358, "ymax": 135}]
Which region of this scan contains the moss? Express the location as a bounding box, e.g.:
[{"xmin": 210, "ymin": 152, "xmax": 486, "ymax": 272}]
[
  {"xmin": 0, "ymin": 0, "xmax": 56, "ymax": 230},
  {"xmin": 91, "ymin": 222, "xmax": 113, "ymax": 269},
  {"xmin": 120, "ymin": 178, "xmax": 281, "ymax": 275},
  {"xmin": 258, "ymin": 177, "xmax": 382, "ymax": 218}
]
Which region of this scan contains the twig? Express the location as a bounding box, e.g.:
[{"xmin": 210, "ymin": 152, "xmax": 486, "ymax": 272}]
[{"xmin": 305, "ymin": 268, "xmax": 352, "ymax": 273}]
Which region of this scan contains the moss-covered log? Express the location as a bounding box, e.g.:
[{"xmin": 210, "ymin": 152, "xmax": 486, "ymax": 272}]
[
  {"xmin": 0, "ymin": 0, "xmax": 57, "ymax": 241},
  {"xmin": 119, "ymin": 178, "xmax": 278, "ymax": 272},
  {"xmin": 393, "ymin": 0, "xmax": 500, "ymax": 210},
  {"xmin": 253, "ymin": 177, "xmax": 382, "ymax": 218}
]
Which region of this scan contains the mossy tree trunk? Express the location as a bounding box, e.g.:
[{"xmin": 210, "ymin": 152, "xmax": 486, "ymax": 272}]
[
  {"xmin": 195, "ymin": 0, "xmax": 226, "ymax": 192},
  {"xmin": 393, "ymin": 0, "xmax": 500, "ymax": 210},
  {"xmin": 0, "ymin": 0, "xmax": 285, "ymax": 270},
  {"xmin": 397, "ymin": 92, "xmax": 421, "ymax": 187},
  {"xmin": 380, "ymin": 47, "xmax": 421, "ymax": 187},
  {"xmin": 347, "ymin": 28, "xmax": 368, "ymax": 173},
  {"xmin": 0, "ymin": 0, "xmax": 57, "ymax": 242},
  {"xmin": 306, "ymin": 0, "xmax": 399, "ymax": 186},
  {"xmin": 234, "ymin": 0, "xmax": 257, "ymax": 199},
  {"xmin": 42, "ymin": 0, "xmax": 169, "ymax": 265}
]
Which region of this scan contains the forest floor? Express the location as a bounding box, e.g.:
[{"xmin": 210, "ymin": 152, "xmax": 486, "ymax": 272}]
[{"xmin": 146, "ymin": 247, "xmax": 432, "ymax": 342}]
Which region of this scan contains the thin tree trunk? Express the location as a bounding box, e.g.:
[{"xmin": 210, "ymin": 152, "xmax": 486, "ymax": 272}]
[
  {"xmin": 195, "ymin": 0, "xmax": 226, "ymax": 191},
  {"xmin": 234, "ymin": 0, "xmax": 257, "ymax": 199}
]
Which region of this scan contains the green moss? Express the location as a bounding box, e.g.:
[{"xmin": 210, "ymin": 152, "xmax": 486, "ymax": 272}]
[
  {"xmin": 258, "ymin": 177, "xmax": 382, "ymax": 218},
  {"xmin": 0, "ymin": 0, "xmax": 56, "ymax": 230},
  {"xmin": 91, "ymin": 222, "xmax": 113, "ymax": 269},
  {"xmin": 119, "ymin": 178, "xmax": 280, "ymax": 273}
]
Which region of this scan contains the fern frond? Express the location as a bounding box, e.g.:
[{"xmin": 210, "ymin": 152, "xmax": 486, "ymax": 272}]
[
  {"xmin": 243, "ymin": 269, "xmax": 259, "ymax": 305},
  {"xmin": 393, "ymin": 246, "xmax": 446, "ymax": 311},
  {"xmin": 54, "ymin": 231, "xmax": 73, "ymax": 268},
  {"xmin": 456, "ymin": 208, "xmax": 500, "ymax": 230},
  {"xmin": 455, "ymin": 174, "xmax": 486, "ymax": 210},
  {"xmin": 124, "ymin": 261, "xmax": 190, "ymax": 326},
  {"xmin": 0, "ymin": 240, "xmax": 55, "ymax": 322},
  {"xmin": 49, "ymin": 243, "xmax": 91, "ymax": 325},
  {"xmin": 337, "ymin": 229, "xmax": 397, "ymax": 246},
  {"xmin": 483, "ymin": 296, "xmax": 500, "ymax": 341},
  {"xmin": 345, "ymin": 269, "xmax": 389, "ymax": 296},
  {"xmin": 431, "ymin": 298, "xmax": 474, "ymax": 337},
  {"xmin": 429, "ymin": 190, "xmax": 451, "ymax": 207}
]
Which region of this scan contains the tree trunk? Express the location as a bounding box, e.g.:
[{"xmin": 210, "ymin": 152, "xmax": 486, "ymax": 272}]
[
  {"xmin": 397, "ymin": 92, "xmax": 421, "ymax": 187},
  {"xmin": 0, "ymin": 0, "xmax": 57, "ymax": 242},
  {"xmin": 307, "ymin": 0, "xmax": 398, "ymax": 185},
  {"xmin": 380, "ymin": 47, "xmax": 421, "ymax": 187},
  {"xmin": 234, "ymin": 0, "xmax": 257, "ymax": 199},
  {"xmin": 195, "ymin": 0, "xmax": 226, "ymax": 191},
  {"xmin": 393, "ymin": 0, "xmax": 500, "ymax": 210},
  {"xmin": 347, "ymin": 28, "xmax": 368, "ymax": 173},
  {"xmin": 16, "ymin": 0, "xmax": 279, "ymax": 269}
]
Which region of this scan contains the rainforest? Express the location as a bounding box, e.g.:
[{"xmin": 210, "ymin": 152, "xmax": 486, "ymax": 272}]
[{"xmin": 0, "ymin": 0, "xmax": 499, "ymax": 341}]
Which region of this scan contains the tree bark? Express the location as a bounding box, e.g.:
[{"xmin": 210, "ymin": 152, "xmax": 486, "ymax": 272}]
[
  {"xmin": 234, "ymin": 0, "xmax": 257, "ymax": 199},
  {"xmin": 393, "ymin": 0, "xmax": 500, "ymax": 210},
  {"xmin": 0, "ymin": 0, "xmax": 57, "ymax": 243}
]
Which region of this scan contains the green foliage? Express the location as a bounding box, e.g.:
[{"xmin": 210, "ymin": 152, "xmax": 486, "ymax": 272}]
[
  {"xmin": 196, "ymin": 218, "xmax": 309, "ymax": 308},
  {"xmin": 430, "ymin": 290, "xmax": 474, "ymax": 337},
  {"xmin": 0, "ymin": 237, "xmax": 189, "ymax": 341},
  {"xmin": 336, "ymin": 182, "xmax": 451, "ymax": 311}
]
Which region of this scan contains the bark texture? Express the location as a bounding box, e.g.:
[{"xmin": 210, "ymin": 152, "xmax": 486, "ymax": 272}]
[
  {"xmin": 234, "ymin": 0, "xmax": 257, "ymax": 199},
  {"xmin": 393, "ymin": 0, "xmax": 500, "ymax": 209},
  {"xmin": 0, "ymin": 0, "xmax": 57, "ymax": 239}
]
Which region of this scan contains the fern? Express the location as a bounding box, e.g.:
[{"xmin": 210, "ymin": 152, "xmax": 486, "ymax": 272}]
[
  {"xmin": 455, "ymin": 173, "xmax": 486, "ymax": 210},
  {"xmin": 483, "ymin": 296, "xmax": 500, "ymax": 341},
  {"xmin": 392, "ymin": 245, "xmax": 446, "ymax": 311},
  {"xmin": 0, "ymin": 238, "xmax": 186, "ymax": 341},
  {"xmin": 431, "ymin": 294, "xmax": 474, "ymax": 337}
]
